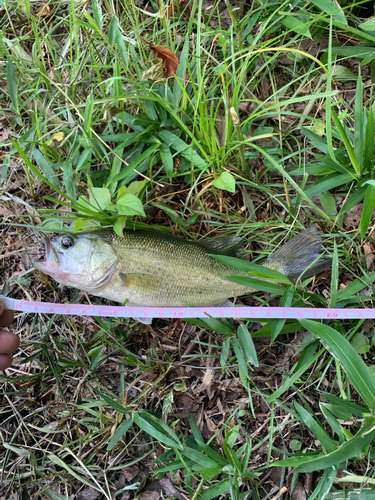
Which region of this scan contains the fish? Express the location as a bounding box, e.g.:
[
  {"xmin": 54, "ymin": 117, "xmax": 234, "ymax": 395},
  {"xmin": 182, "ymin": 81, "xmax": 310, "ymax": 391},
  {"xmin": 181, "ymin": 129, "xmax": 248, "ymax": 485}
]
[{"xmin": 34, "ymin": 227, "xmax": 331, "ymax": 322}]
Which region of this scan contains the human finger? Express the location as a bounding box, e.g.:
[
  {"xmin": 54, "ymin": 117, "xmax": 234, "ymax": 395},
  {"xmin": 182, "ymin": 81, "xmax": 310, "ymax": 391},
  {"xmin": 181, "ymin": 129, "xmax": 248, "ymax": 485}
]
[
  {"xmin": 0, "ymin": 330, "xmax": 20, "ymax": 354},
  {"xmin": 0, "ymin": 353, "xmax": 13, "ymax": 370},
  {"xmin": 0, "ymin": 309, "xmax": 14, "ymax": 327}
]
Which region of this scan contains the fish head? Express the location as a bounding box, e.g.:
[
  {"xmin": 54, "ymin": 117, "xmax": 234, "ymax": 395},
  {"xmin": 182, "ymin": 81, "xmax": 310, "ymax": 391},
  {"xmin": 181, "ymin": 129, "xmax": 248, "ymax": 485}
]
[{"xmin": 35, "ymin": 232, "xmax": 117, "ymax": 292}]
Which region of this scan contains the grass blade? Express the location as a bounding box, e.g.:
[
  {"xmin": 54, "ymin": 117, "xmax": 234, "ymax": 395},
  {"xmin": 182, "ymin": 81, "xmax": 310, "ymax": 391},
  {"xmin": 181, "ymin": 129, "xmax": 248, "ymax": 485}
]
[{"xmin": 299, "ymin": 319, "xmax": 375, "ymax": 411}]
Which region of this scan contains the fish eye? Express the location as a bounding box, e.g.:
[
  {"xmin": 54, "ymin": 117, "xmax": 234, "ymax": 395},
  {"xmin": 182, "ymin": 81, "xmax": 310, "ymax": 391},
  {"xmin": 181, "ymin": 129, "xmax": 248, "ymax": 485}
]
[{"xmin": 61, "ymin": 236, "xmax": 74, "ymax": 250}]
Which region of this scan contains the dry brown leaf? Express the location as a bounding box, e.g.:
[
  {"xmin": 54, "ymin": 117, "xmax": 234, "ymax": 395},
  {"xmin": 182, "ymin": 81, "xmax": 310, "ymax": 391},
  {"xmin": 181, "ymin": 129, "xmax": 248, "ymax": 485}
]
[
  {"xmin": 363, "ymin": 242, "xmax": 375, "ymax": 271},
  {"xmin": 166, "ymin": 0, "xmax": 191, "ymax": 19},
  {"xmin": 141, "ymin": 58, "xmax": 165, "ymax": 82},
  {"xmin": 35, "ymin": 3, "xmax": 50, "ymax": 17},
  {"xmin": 344, "ymin": 204, "xmax": 362, "ymax": 229},
  {"xmin": 146, "ymin": 42, "xmax": 179, "ymax": 78}
]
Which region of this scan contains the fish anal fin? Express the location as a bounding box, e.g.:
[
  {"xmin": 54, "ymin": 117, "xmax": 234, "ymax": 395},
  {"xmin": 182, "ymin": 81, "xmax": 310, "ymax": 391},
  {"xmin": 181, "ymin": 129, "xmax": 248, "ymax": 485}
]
[
  {"xmin": 119, "ymin": 273, "xmax": 160, "ymax": 293},
  {"xmin": 134, "ymin": 316, "xmax": 153, "ymax": 325}
]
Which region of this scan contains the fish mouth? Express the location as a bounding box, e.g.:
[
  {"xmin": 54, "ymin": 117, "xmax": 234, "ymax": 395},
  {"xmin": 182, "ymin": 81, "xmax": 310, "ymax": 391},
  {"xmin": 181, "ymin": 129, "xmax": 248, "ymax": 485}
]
[{"xmin": 34, "ymin": 238, "xmax": 60, "ymax": 273}]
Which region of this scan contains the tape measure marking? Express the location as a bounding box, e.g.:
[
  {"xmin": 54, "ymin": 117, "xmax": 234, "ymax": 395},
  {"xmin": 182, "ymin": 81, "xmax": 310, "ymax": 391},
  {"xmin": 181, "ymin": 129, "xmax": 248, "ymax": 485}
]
[{"xmin": 0, "ymin": 295, "xmax": 373, "ymax": 319}]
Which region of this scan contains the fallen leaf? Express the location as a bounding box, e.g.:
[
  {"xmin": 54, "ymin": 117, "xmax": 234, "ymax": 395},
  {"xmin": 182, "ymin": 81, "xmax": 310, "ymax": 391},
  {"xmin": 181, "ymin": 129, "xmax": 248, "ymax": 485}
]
[
  {"xmin": 166, "ymin": 0, "xmax": 192, "ymax": 18},
  {"xmin": 35, "ymin": 3, "xmax": 50, "ymax": 16},
  {"xmin": 144, "ymin": 40, "xmax": 179, "ymax": 78},
  {"xmin": 121, "ymin": 464, "xmax": 140, "ymax": 482},
  {"xmin": 363, "ymin": 242, "xmax": 375, "ymax": 271},
  {"xmin": 230, "ymin": 106, "xmax": 240, "ymax": 125},
  {"xmin": 205, "ymin": 415, "xmax": 223, "ymax": 446},
  {"xmin": 76, "ymin": 488, "xmax": 101, "ymax": 500},
  {"xmin": 141, "ymin": 58, "xmax": 165, "ymax": 82},
  {"xmin": 344, "ymin": 204, "xmax": 362, "ymax": 229},
  {"xmin": 160, "ymin": 478, "xmax": 183, "ymax": 499}
]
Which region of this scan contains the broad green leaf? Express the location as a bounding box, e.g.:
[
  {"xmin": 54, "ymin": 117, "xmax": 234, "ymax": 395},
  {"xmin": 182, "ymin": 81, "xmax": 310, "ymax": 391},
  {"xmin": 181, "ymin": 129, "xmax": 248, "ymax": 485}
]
[
  {"xmin": 212, "ymin": 171, "xmax": 236, "ymax": 193},
  {"xmin": 319, "ymin": 191, "xmax": 337, "ymax": 216},
  {"xmin": 294, "ymin": 402, "xmax": 336, "ymax": 452},
  {"xmin": 32, "ymin": 149, "xmax": 61, "ymax": 189},
  {"xmin": 181, "ymin": 447, "xmax": 219, "ymax": 468},
  {"xmin": 310, "ymin": 0, "xmax": 348, "ymax": 24},
  {"xmin": 73, "ymin": 217, "xmax": 91, "ymax": 233},
  {"xmin": 360, "ymin": 184, "xmax": 375, "ymax": 239},
  {"xmin": 159, "ymin": 142, "xmax": 174, "ymax": 180},
  {"xmin": 63, "ymin": 160, "xmax": 76, "ymax": 200},
  {"xmin": 354, "ymin": 71, "xmax": 364, "ymax": 173},
  {"xmin": 116, "ymin": 28, "xmax": 129, "ymax": 66},
  {"xmin": 44, "ymin": 489, "xmax": 71, "ymax": 500},
  {"xmin": 49, "ymin": 454, "xmax": 98, "ymax": 490},
  {"xmin": 199, "ymin": 479, "xmax": 231, "ymax": 500},
  {"xmin": 266, "ymin": 342, "xmax": 322, "ymax": 403},
  {"xmin": 113, "ymin": 216, "xmax": 126, "ymax": 236},
  {"xmin": 328, "ymin": 46, "xmax": 375, "ymax": 59},
  {"xmin": 76, "ymin": 147, "xmax": 92, "ymax": 172},
  {"xmin": 212, "ymin": 254, "xmax": 292, "ymax": 284},
  {"xmin": 90, "ymin": 187, "xmax": 111, "ymax": 211},
  {"xmin": 320, "ymin": 403, "xmax": 345, "ymax": 441},
  {"xmin": 294, "ymin": 417, "xmax": 375, "ymax": 472},
  {"xmin": 119, "ymin": 180, "xmax": 148, "ymax": 197},
  {"xmin": 330, "ymin": 241, "xmax": 338, "ymax": 308},
  {"xmin": 321, "ymin": 392, "xmax": 367, "ymax": 417},
  {"xmin": 6, "ymin": 60, "xmax": 19, "ymax": 114},
  {"xmin": 95, "ymin": 390, "xmax": 130, "ymax": 414},
  {"xmin": 159, "ymin": 129, "xmax": 207, "ymax": 169},
  {"xmin": 92, "ymin": 0, "xmax": 103, "ymax": 30},
  {"xmin": 108, "ymin": 15, "xmax": 118, "ymax": 46},
  {"xmin": 301, "ymin": 127, "xmax": 329, "ymax": 154},
  {"xmin": 351, "ymin": 331, "xmax": 370, "ymax": 354},
  {"xmin": 237, "ymin": 324, "xmax": 258, "ymax": 366},
  {"xmin": 322, "ymin": 404, "xmax": 351, "ymax": 423},
  {"xmin": 226, "ymin": 276, "xmax": 285, "ymax": 295},
  {"xmin": 108, "ymin": 144, "xmax": 159, "ymax": 184},
  {"xmin": 281, "ymin": 15, "xmax": 311, "ymax": 38},
  {"xmin": 299, "ymin": 319, "xmax": 375, "ymax": 411},
  {"xmin": 271, "ymin": 287, "xmax": 294, "ymax": 342},
  {"xmin": 359, "ymin": 19, "xmax": 375, "ymax": 31},
  {"xmin": 184, "ymin": 318, "xmax": 234, "ymax": 336},
  {"xmin": 332, "ymin": 109, "xmax": 360, "ymax": 176},
  {"xmin": 333, "ymin": 65, "xmax": 357, "ymax": 81},
  {"xmin": 107, "ymin": 418, "xmax": 133, "ymax": 450},
  {"xmin": 364, "ymin": 103, "xmax": 375, "ymax": 171},
  {"xmin": 336, "ymin": 270, "xmax": 375, "ymax": 302},
  {"xmin": 304, "ymin": 173, "xmax": 354, "ymax": 198},
  {"xmin": 83, "ymin": 11, "xmax": 101, "ymax": 31},
  {"xmin": 231, "ymin": 338, "xmax": 250, "ymax": 389},
  {"xmin": 134, "ymin": 413, "xmax": 183, "ymax": 450},
  {"xmin": 84, "ymin": 92, "xmax": 94, "ymax": 138},
  {"xmin": 116, "ymin": 193, "xmax": 145, "ymax": 216}
]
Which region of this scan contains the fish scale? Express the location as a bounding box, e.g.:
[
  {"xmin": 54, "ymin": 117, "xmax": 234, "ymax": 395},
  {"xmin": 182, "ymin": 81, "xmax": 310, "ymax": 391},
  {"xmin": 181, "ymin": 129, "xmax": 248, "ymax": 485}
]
[{"xmin": 107, "ymin": 230, "xmax": 251, "ymax": 306}]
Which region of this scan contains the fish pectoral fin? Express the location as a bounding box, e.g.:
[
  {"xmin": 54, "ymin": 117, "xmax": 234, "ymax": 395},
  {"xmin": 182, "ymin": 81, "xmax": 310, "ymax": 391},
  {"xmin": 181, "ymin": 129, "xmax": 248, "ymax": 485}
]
[
  {"xmin": 215, "ymin": 300, "xmax": 234, "ymax": 307},
  {"xmin": 119, "ymin": 272, "xmax": 161, "ymax": 293}
]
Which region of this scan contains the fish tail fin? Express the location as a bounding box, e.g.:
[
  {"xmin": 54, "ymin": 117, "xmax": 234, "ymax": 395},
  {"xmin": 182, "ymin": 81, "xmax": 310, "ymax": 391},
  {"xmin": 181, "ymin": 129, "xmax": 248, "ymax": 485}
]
[{"xmin": 265, "ymin": 227, "xmax": 331, "ymax": 283}]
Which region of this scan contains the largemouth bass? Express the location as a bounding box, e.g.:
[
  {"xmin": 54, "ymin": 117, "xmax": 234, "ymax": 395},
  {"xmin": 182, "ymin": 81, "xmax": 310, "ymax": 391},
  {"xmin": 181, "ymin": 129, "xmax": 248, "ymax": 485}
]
[{"xmin": 35, "ymin": 227, "xmax": 330, "ymax": 317}]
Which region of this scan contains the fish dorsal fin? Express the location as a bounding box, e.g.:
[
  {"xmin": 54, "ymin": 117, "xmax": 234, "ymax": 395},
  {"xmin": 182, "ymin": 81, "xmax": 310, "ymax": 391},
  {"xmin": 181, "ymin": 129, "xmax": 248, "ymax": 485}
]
[
  {"xmin": 119, "ymin": 273, "xmax": 160, "ymax": 293},
  {"xmin": 199, "ymin": 236, "xmax": 242, "ymax": 256}
]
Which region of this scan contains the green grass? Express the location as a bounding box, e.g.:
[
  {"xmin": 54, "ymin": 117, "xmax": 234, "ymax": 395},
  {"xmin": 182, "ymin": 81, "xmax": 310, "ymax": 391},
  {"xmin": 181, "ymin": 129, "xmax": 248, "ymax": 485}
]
[{"xmin": 2, "ymin": 0, "xmax": 375, "ymax": 498}]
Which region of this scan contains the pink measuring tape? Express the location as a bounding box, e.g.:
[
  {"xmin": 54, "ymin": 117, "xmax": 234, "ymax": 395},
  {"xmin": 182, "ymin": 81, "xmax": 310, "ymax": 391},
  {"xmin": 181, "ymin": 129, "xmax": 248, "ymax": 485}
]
[{"xmin": 0, "ymin": 295, "xmax": 372, "ymax": 320}]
